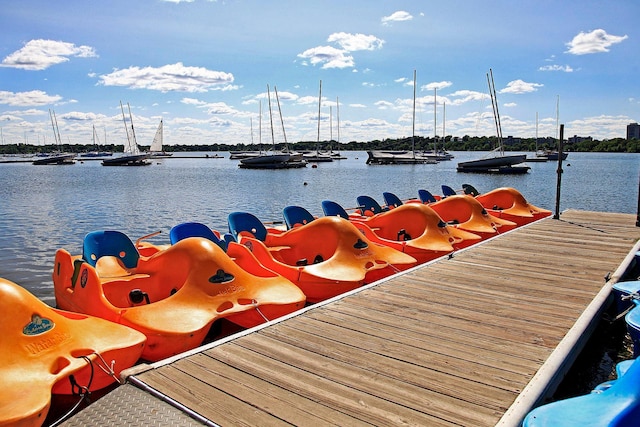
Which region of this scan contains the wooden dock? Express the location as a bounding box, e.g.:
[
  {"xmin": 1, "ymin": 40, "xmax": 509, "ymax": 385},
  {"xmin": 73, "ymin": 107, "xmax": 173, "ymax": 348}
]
[{"xmin": 63, "ymin": 210, "xmax": 640, "ymax": 426}]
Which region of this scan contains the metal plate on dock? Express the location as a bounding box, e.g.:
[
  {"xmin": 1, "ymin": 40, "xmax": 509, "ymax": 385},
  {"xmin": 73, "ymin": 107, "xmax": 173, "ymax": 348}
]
[{"xmin": 61, "ymin": 384, "xmax": 205, "ymax": 426}]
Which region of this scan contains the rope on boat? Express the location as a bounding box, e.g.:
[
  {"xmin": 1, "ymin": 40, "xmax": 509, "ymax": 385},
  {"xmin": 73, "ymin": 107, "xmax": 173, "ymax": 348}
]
[
  {"xmin": 92, "ymin": 351, "xmax": 122, "ymax": 385},
  {"xmin": 608, "ymin": 292, "xmax": 640, "ymax": 323},
  {"xmin": 49, "ymin": 356, "xmax": 94, "ymax": 427},
  {"xmin": 252, "ymin": 299, "xmax": 270, "ymax": 323}
]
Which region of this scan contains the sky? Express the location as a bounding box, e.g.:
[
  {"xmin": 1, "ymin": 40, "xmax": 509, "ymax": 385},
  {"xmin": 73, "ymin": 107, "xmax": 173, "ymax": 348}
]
[{"xmin": 0, "ymin": 0, "xmax": 638, "ymax": 148}]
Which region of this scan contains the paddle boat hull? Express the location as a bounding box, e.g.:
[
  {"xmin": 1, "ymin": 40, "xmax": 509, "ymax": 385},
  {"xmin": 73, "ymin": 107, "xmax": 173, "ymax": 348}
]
[
  {"xmin": 523, "ymin": 357, "xmax": 640, "ymax": 427},
  {"xmin": 0, "ymin": 278, "xmax": 145, "ymax": 427},
  {"xmin": 53, "ymin": 233, "xmax": 306, "ymax": 362},
  {"xmin": 228, "ymin": 214, "xmax": 417, "ymax": 303},
  {"xmin": 474, "ymin": 187, "xmax": 552, "ymax": 226},
  {"xmin": 428, "ymin": 195, "xmax": 517, "ymax": 239},
  {"xmin": 349, "ymin": 203, "xmax": 482, "ymax": 261}
]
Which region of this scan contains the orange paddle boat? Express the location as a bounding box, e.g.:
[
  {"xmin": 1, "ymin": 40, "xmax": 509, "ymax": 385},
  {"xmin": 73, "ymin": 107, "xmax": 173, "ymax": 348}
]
[
  {"xmin": 427, "ymin": 194, "xmax": 518, "ymax": 239},
  {"xmin": 474, "ymin": 187, "xmax": 552, "ymax": 225},
  {"xmin": 227, "ymin": 212, "xmax": 417, "ymax": 303},
  {"xmin": 0, "ymin": 278, "xmax": 145, "ymax": 427},
  {"xmin": 53, "ymin": 230, "xmax": 306, "ymax": 362},
  {"xmin": 322, "ymin": 200, "xmax": 481, "ymax": 261}
]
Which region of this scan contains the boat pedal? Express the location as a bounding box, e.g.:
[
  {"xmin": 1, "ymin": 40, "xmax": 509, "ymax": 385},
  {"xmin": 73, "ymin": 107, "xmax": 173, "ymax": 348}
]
[
  {"xmin": 296, "ymin": 259, "xmax": 308, "ymax": 266},
  {"xmin": 129, "ymin": 289, "xmax": 150, "ymax": 305},
  {"xmin": 313, "ymin": 254, "xmax": 324, "ymax": 264}
]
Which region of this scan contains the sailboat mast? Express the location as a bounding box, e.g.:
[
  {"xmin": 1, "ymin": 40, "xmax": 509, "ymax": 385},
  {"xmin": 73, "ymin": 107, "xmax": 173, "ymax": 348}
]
[
  {"xmin": 317, "ymin": 80, "xmax": 322, "ymax": 151},
  {"xmin": 412, "ymin": 69, "xmax": 416, "ymax": 158},
  {"xmin": 488, "ymin": 69, "xmax": 504, "ymax": 155},
  {"xmin": 442, "ymin": 102, "xmax": 446, "ymax": 148},
  {"xmin": 127, "ymin": 103, "xmax": 139, "ymax": 153},
  {"xmin": 433, "ymin": 87, "xmax": 437, "ymax": 153},
  {"xmin": 336, "ymin": 96, "xmax": 340, "ymax": 146},
  {"xmin": 120, "ymin": 101, "xmax": 132, "ymax": 151},
  {"xmin": 274, "ymin": 86, "xmax": 289, "ymax": 150},
  {"xmin": 267, "ymin": 85, "xmax": 276, "ymax": 149}
]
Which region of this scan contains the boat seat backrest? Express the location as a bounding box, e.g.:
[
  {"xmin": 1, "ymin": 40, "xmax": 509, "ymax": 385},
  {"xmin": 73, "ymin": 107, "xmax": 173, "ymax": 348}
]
[
  {"xmin": 83, "ymin": 230, "xmax": 139, "ymax": 269},
  {"xmin": 441, "ymin": 185, "xmax": 457, "ymax": 197},
  {"xmin": 462, "ymin": 184, "xmax": 480, "ymax": 196},
  {"xmin": 356, "ymin": 195, "xmax": 386, "ymax": 216},
  {"xmin": 169, "ymin": 222, "xmax": 227, "ymax": 251},
  {"xmin": 321, "ymin": 200, "xmax": 350, "ymax": 219},
  {"xmin": 382, "ymin": 192, "xmax": 403, "ymax": 209},
  {"xmin": 418, "ymin": 189, "xmax": 437, "ymax": 204},
  {"xmin": 283, "ymin": 206, "xmax": 315, "ymax": 229},
  {"xmin": 228, "ymin": 211, "xmax": 268, "ymax": 241}
]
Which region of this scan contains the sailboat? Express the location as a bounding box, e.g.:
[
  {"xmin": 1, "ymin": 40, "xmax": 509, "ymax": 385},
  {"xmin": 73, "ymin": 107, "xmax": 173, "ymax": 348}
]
[
  {"xmin": 304, "ymin": 80, "xmax": 333, "ymax": 162},
  {"xmin": 456, "ymin": 69, "xmax": 529, "ymax": 173},
  {"xmin": 102, "ymin": 102, "xmax": 151, "ymax": 166},
  {"xmin": 239, "ymin": 85, "xmax": 306, "ymax": 169},
  {"xmin": 80, "ymin": 125, "xmax": 112, "ymax": 158},
  {"xmin": 535, "ymin": 96, "xmax": 568, "ymax": 161},
  {"xmin": 32, "ymin": 110, "xmax": 76, "ymax": 165},
  {"xmin": 366, "ymin": 70, "xmax": 437, "ymax": 165},
  {"xmin": 148, "ymin": 119, "xmax": 172, "ymax": 158}
]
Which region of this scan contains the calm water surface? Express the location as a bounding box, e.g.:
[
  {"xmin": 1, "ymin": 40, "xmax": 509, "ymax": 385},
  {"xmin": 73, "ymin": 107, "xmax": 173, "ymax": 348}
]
[{"xmin": 1, "ymin": 151, "xmax": 638, "ymax": 305}]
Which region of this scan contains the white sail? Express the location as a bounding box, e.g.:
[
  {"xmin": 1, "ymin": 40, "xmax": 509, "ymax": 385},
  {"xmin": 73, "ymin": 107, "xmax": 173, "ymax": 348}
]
[{"xmin": 150, "ymin": 120, "xmax": 163, "ymax": 153}]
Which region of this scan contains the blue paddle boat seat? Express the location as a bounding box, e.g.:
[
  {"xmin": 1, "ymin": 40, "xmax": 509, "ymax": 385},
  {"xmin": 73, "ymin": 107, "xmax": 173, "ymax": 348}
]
[
  {"xmin": 283, "ymin": 205, "xmax": 315, "ymax": 229},
  {"xmin": 382, "ymin": 192, "xmax": 403, "ymax": 209},
  {"xmin": 228, "ymin": 211, "xmax": 268, "ymax": 241},
  {"xmin": 441, "ymin": 185, "xmax": 457, "ymax": 197},
  {"xmin": 523, "ymin": 357, "xmax": 640, "ymax": 427},
  {"xmin": 83, "ymin": 230, "xmax": 140, "ymax": 269},
  {"xmin": 356, "ymin": 195, "xmax": 387, "ymax": 216},
  {"xmin": 169, "ymin": 222, "xmax": 227, "ymax": 251},
  {"xmin": 418, "ymin": 189, "xmax": 437, "ymax": 204},
  {"xmin": 321, "ymin": 200, "xmax": 351, "ymax": 219}
]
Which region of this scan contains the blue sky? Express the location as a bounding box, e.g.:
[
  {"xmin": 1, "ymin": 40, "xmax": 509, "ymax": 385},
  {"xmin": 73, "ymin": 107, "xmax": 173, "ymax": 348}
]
[{"xmin": 0, "ymin": 0, "xmax": 637, "ymax": 147}]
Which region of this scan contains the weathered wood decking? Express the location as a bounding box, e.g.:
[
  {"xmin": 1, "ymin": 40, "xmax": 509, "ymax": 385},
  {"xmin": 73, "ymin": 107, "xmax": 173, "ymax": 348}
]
[{"xmin": 64, "ymin": 210, "xmax": 640, "ymax": 426}]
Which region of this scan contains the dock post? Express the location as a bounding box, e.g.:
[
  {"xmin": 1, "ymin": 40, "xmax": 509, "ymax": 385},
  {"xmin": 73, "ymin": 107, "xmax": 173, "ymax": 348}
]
[
  {"xmin": 636, "ymin": 168, "xmax": 640, "ymax": 227},
  {"xmin": 553, "ymin": 124, "xmax": 564, "ymax": 219}
]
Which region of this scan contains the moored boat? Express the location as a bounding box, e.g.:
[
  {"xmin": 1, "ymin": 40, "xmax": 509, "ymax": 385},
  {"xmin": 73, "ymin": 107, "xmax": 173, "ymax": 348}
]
[
  {"xmin": 428, "ymin": 194, "xmax": 518, "ymax": 239},
  {"xmin": 322, "ymin": 200, "xmax": 481, "ymax": 262},
  {"xmin": 474, "ymin": 187, "xmax": 553, "ymax": 225},
  {"xmin": 0, "ymin": 278, "xmax": 145, "ymax": 427},
  {"xmin": 228, "ymin": 212, "xmax": 417, "ymax": 303},
  {"xmin": 102, "ymin": 102, "xmax": 151, "ymax": 166},
  {"xmin": 52, "ymin": 230, "xmax": 306, "ymax": 361}
]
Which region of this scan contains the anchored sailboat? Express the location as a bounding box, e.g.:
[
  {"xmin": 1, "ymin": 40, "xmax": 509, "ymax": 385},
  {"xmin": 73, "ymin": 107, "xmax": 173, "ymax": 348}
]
[
  {"xmin": 102, "ymin": 102, "xmax": 151, "ymax": 166},
  {"xmin": 149, "ymin": 119, "xmax": 172, "ymax": 158},
  {"xmin": 456, "ymin": 69, "xmax": 529, "ymax": 173},
  {"xmin": 32, "ymin": 110, "xmax": 76, "ymax": 165},
  {"xmin": 367, "ymin": 70, "xmax": 437, "ymax": 165}
]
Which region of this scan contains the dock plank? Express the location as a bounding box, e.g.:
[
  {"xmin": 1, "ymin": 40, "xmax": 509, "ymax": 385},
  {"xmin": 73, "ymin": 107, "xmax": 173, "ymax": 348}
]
[{"xmin": 106, "ymin": 210, "xmax": 640, "ymax": 427}]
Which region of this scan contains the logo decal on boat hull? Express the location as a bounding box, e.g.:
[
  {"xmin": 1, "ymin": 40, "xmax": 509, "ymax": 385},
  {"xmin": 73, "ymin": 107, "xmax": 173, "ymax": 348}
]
[{"xmin": 23, "ymin": 314, "xmax": 54, "ymax": 336}]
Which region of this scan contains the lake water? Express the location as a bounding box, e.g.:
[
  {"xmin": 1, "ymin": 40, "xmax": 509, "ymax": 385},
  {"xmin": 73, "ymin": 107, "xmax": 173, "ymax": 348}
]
[{"xmin": 1, "ymin": 150, "xmax": 638, "ymax": 306}]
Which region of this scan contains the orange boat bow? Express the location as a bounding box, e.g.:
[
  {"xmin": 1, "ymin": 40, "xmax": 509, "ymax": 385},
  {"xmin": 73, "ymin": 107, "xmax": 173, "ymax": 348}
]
[
  {"xmin": 53, "ymin": 236, "xmax": 305, "ymax": 362},
  {"xmin": 0, "ymin": 278, "xmax": 145, "ymax": 427},
  {"xmin": 429, "ymin": 195, "xmax": 517, "ymax": 238},
  {"xmin": 475, "ymin": 187, "xmax": 552, "ymax": 225}
]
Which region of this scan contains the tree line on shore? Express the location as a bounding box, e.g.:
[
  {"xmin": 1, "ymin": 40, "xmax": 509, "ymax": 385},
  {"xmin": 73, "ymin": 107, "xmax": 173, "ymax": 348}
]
[{"xmin": 1, "ymin": 135, "xmax": 638, "ymax": 155}]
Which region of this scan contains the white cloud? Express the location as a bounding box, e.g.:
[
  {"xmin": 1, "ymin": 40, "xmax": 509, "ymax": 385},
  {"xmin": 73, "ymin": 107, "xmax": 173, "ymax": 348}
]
[
  {"xmin": 381, "ymin": 11, "xmax": 413, "ymax": 25},
  {"xmin": 500, "ymin": 80, "xmax": 543, "ymax": 94},
  {"xmin": 565, "ymin": 29, "xmax": 628, "ymax": 55},
  {"xmin": 0, "ymin": 90, "xmax": 63, "ymax": 106},
  {"xmin": 1, "ymin": 39, "xmax": 97, "ymax": 70},
  {"xmin": 539, "ymin": 64, "xmax": 574, "ymax": 72},
  {"xmin": 327, "ymin": 33, "xmax": 384, "ymax": 51},
  {"xmin": 504, "ymin": 102, "xmax": 517, "ymax": 107},
  {"xmin": 374, "ymin": 100, "xmax": 394, "ymax": 109},
  {"xmin": 424, "ymin": 81, "xmax": 453, "ymax": 91},
  {"xmin": 297, "ymin": 46, "xmax": 354, "ymax": 69},
  {"xmin": 298, "ymin": 33, "xmax": 383, "ymax": 69},
  {"xmin": 99, "ymin": 62, "xmax": 235, "ymax": 92}
]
